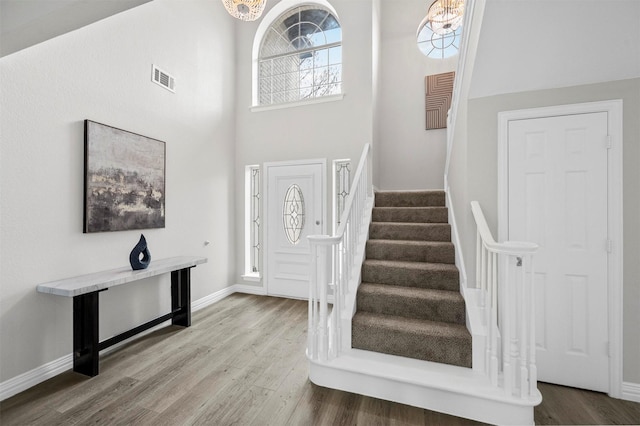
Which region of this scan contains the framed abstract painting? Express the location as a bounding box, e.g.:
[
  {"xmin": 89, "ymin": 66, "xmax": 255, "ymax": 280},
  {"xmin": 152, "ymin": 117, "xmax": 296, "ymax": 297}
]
[{"xmin": 84, "ymin": 120, "xmax": 166, "ymax": 233}]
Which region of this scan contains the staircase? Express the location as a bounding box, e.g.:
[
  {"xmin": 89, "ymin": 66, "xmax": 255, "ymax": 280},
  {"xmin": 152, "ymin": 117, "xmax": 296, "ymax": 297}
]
[
  {"xmin": 307, "ymin": 144, "xmax": 541, "ymax": 425},
  {"xmin": 352, "ymin": 190, "xmax": 472, "ymax": 368}
]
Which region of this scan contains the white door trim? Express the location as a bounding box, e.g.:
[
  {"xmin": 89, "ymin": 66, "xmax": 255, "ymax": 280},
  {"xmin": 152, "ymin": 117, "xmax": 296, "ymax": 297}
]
[
  {"xmin": 497, "ymin": 100, "xmax": 623, "ymax": 398},
  {"xmin": 263, "ymin": 158, "xmax": 327, "ymax": 299}
]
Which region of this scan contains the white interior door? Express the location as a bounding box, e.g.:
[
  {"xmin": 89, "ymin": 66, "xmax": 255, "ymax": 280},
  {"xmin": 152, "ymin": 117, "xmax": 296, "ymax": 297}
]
[
  {"xmin": 265, "ymin": 160, "xmax": 324, "ymax": 299},
  {"xmin": 508, "ymin": 112, "xmax": 609, "ymax": 392}
]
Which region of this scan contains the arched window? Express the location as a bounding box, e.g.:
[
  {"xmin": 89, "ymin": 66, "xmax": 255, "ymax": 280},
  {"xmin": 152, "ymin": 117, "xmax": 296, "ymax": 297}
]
[
  {"xmin": 416, "ymin": 14, "xmax": 462, "ymax": 59},
  {"xmin": 258, "ymin": 5, "xmax": 342, "ymax": 106}
]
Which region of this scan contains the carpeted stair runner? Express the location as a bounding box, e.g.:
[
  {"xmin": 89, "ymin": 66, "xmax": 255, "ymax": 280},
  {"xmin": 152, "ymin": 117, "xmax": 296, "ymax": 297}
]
[{"xmin": 352, "ymin": 190, "xmax": 472, "ymax": 368}]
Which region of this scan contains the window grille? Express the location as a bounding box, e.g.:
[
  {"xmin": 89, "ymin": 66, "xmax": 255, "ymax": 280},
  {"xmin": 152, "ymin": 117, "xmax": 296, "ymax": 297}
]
[
  {"xmin": 333, "ymin": 159, "xmax": 350, "ymax": 233},
  {"xmin": 245, "ymin": 165, "xmax": 261, "ymax": 277},
  {"xmin": 417, "ymin": 15, "xmax": 462, "ymax": 59},
  {"xmin": 282, "ymin": 184, "xmax": 305, "ymax": 245},
  {"xmin": 258, "ymin": 5, "xmax": 342, "ymax": 106}
]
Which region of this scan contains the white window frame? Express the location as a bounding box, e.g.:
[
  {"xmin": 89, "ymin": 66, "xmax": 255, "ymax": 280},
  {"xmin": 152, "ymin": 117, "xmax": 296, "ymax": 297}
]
[
  {"xmin": 242, "ymin": 165, "xmax": 261, "ymax": 281},
  {"xmin": 250, "ymin": 0, "xmax": 343, "ymax": 110},
  {"xmin": 332, "ymin": 158, "xmax": 350, "ymax": 234}
]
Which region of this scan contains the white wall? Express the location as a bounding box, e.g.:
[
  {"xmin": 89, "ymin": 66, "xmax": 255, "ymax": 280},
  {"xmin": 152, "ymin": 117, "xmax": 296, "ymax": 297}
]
[
  {"xmin": 233, "ymin": 0, "xmax": 377, "ymax": 287},
  {"xmin": 376, "ymin": 0, "xmax": 457, "ymax": 190},
  {"xmin": 469, "ymin": 0, "xmax": 640, "ymax": 99},
  {"xmin": 371, "ymin": 0, "xmax": 382, "ymax": 189},
  {"xmin": 0, "ymin": 0, "xmax": 236, "ymax": 383}
]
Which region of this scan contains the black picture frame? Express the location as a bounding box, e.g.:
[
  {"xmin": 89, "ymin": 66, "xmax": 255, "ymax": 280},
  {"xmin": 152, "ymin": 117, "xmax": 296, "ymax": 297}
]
[{"xmin": 84, "ymin": 120, "xmax": 166, "ymax": 233}]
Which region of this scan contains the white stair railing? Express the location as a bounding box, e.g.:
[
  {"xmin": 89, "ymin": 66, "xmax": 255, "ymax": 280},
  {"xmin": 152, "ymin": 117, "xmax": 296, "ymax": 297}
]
[
  {"xmin": 471, "ymin": 200, "xmax": 539, "ymax": 399},
  {"xmin": 308, "ymin": 144, "xmax": 373, "ymax": 362}
]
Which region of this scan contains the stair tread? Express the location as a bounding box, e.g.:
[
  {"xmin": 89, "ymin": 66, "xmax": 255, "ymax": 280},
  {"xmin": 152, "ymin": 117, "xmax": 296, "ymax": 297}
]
[
  {"xmin": 353, "ymin": 311, "xmax": 471, "ymax": 340},
  {"xmin": 376, "ymin": 190, "xmax": 445, "ymax": 194},
  {"xmin": 372, "ymin": 207, "xmax": 449, "ymax": 224},
  {"xmin": 369, "ymin": 222, "xmax": 451, "ymax": 242},
  {"xmin": 363, "ymin": 259, "xmax": 458, "ymax": 271},
  {"xmin": 357, "ymin": 282, "xmax": 466, "ymax": 324},
  {"xmin": 359, "ymin": 282, "xmax": 463, "ymax": 300},
  {"xmin": 367, "ymin": 239, "xmax": 454, "ymax": 247},
  {"xmin": 374, "ymin": 205, "xmax": 445, "ymax": 208},
  {"xmin": 373, "ymin": 206, "xmax": 446, "ymax": 211},
  {"xmin": 371, "ymin": 222, "xmax": 450, "ymax": 227},
  {"xmin": 375, "ymin": 191, "xmax": 445, "ymax": 207}
]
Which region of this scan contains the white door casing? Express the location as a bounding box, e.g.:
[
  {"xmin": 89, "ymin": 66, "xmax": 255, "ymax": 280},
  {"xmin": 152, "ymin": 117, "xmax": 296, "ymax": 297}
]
[
  {"xmin": 265, "ymin": 160, "xmax": 325, "ymax": 299},
  {"xmin": 497, "ymin": 100, "xmax": 623, "ymax": 398}
]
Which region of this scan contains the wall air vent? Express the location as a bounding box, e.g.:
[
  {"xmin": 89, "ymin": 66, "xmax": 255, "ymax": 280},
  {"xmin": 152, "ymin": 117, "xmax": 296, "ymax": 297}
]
[{"xmin": 152, "ymin": 65, "xmax": 175, "ymax": 93}]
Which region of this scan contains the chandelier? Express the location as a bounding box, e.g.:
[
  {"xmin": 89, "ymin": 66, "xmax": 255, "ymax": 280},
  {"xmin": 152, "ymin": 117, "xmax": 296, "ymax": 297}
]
[
  {"xmin": 221, "ymin": 0, "xmax": 267, "ymax": 21},
  {"xmin": 427, "ymin": 0, "xmax": 465, "ymax": 35}
]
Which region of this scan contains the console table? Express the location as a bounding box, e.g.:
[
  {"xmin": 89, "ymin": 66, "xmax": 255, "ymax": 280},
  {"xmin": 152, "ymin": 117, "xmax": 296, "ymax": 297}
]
[{"xmin": 37, "ymin": 256, "xmax": 207, "ymax": 377}]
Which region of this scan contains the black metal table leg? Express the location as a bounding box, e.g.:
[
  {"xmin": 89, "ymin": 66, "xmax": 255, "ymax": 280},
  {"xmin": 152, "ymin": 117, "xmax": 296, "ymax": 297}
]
[
  {"xmin": 171, "ymin": 267, "xmax": 191, "ymax": 327},
  {"xmin": 73, "ymin": 291, "xmax": 100, "ymax": 377}
]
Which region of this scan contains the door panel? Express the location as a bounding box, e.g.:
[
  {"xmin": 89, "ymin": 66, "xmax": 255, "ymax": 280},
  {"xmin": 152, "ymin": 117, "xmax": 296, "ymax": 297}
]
[
  {"xmin": 266, "ymin": 162, "xmax": 324, "ymax": 299},
  {"xmin": 508, "ymin": 112, "xmax": 609, "ymax": 392}
]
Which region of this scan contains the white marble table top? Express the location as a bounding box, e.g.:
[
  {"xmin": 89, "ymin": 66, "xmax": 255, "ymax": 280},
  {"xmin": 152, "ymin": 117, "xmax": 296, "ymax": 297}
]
[{"xmin": 36, "ymin": 256, "xmax": 207, "ymax": 297}]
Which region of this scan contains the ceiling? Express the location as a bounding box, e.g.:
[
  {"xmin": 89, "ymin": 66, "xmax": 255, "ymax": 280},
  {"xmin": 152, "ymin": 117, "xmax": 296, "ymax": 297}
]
[{"xmin": 0, "ymin": 0, "xmax": 152, "ymax": 57}]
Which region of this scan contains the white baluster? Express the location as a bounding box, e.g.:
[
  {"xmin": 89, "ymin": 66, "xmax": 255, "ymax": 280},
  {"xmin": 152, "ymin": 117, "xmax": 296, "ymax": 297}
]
[
  {"xmin": 317, "ymin": 243, "xmax": 328, "ymax": 361},
  {"xmin": 519, "ymin": 256, "xmax": 529, "ymax": 397},
  {"xmin": 480, "ymin": 236, "xmax": 486, "ymax": 307},
  {"xmin": 490, "ymin": 252, "xmax": 499, "ymax": 386},
  {"xmin": 503, "ymin": 257, "xmax": 513, "ymax": 395},
  {"xmin": 334, "ymin": 242, "xmax": 341, "ymax": 357},
  {"xmin": 476, "ymin": 232, "xmax": 481, "ymax": 291},
  {"xmin": 529, "ymin": 255, "xmax": 538, "ymax": 397},
  {"xmin": 484, "ymin": 245, "xmax": 491, "ymax": 375},
  {"xmin": 309, "ymin": 241, "xmax": 318, "ymax": 360}
]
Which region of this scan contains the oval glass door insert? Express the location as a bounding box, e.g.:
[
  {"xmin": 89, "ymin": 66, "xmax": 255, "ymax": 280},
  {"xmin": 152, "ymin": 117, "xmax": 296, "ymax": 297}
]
[{"xmin": 282, "ymin": 184, "xmax": 305, "ymax": 245}]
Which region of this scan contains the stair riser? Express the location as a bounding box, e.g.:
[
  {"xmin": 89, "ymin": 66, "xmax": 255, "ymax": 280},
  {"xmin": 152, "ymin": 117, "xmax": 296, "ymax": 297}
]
[
  {"xmin": 352, "ymin": 323, "xmax": 471, "ymax": 368},
  {"xmin": 357, "ymin": 291, "xmax": 465, "ymax": 324},
  {"xmin": 375, "ymin": 191, "xmax": 445, "ymax": 207},
  {"xmin": 362, "ymin": 264, "xmax": 459, "ymax": 291},
  {"xmin": 369, "ymin": 224, "xmax": 451, "ymax": 242},
  {"xmin": 372, "ymin": 208, "xmax": 448, "ymax": 223},
  {"xmin": 366, "ymin": 241, "xmax": 454, "ymax": 264}
]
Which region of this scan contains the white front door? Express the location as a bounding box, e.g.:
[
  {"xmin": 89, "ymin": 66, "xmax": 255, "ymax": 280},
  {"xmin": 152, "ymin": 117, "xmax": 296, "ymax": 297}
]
[
  {"xmin": 265, "ymin": 160, "xmax": 325, "ymax": 299},
  {"xmin": 508, "ymin": 112, "xmax": 609, "ymax": 392}
]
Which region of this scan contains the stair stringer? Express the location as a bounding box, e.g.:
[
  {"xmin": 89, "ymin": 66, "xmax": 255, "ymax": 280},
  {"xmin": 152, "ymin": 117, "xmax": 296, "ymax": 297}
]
[
  {"xmin": 445, "ymin": 178, "xmax": 488, "ymax": 373},
  {"xmin": 463, "ymin": 286, "xmax": 490, "ymax": 374},
  {"xmin": 308, "ymin": 348, "xmax": 540, "ymax": 425}
]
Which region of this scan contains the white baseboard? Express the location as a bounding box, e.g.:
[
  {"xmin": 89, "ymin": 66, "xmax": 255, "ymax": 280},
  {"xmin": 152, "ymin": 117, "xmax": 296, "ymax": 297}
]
[
  {"xmin": 0, "ymin": 285, "xmax": 238, "ymax": 402},
  {"xmin": 231, "ymin": 283, "xmax": 267, "ymax": 295},
  {"xmin": 192, "ymin": 286, "xmax": 236, "ymax": 312},
  {"xmin": 622, "ymin": 381, "xmax": 640, "ymax": 402},
  {"xmin": 0, "ymin": 353, "xmax": 73, "ymax": 402}
]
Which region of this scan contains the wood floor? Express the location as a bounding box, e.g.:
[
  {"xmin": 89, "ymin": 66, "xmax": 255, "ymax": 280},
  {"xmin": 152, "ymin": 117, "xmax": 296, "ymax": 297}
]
[{"xmin": 1, "ymin": 293, "xmax": 639, "ymax": 425}]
